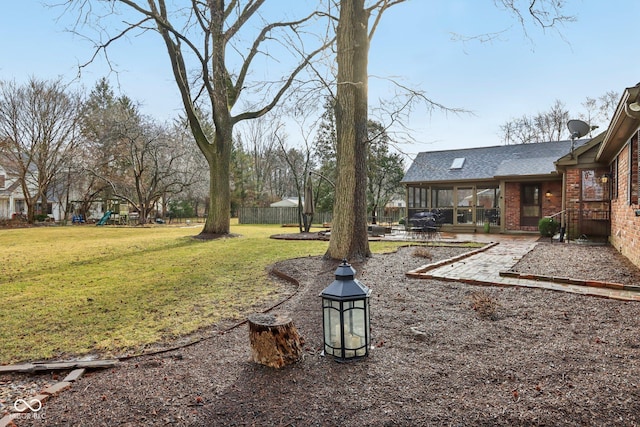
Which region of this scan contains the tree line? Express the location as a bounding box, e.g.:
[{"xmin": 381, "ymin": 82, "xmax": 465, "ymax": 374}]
[
  {"xmin": 499, "ymin": 93, "xmax": 619, "ymax": 145},
  {"xmin": 0, "ymin": 77, "xmax": 405, "ymax": 225}
]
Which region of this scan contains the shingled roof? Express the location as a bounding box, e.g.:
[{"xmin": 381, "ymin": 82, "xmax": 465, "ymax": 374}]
[{"xmin": 401, "ymin": 140, "xmax": 587, "ymax": 184}]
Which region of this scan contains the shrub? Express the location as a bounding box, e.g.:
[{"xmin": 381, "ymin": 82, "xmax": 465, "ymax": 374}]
[
  {"xmin": 35, "ymin": 214, "xmax": 49, "ymax": 222},
  {"xmin": 412, "ymin": 247, "xmax": 432, "ymax": 259},
  {"xmin": 469, "ymin": 291, "xmax": 501, "ymax": 320},
  {"xmin": 538, "ymin": 217, "xmax": 559, "ymax": 237}
]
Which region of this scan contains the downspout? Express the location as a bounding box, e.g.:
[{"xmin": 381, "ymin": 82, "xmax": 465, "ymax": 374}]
[
  {"xmin": 499, "ymin": 180, "xmax": 505, "ymax": 233},
  {"xmin": 560, "ymin": 172, "xmax": 566, "ymax": 242}
]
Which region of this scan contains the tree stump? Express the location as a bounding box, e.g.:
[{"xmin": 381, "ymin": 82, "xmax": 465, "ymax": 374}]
[{"xmin": 247, "ymin": 312, "xmax": 302, "ymax": 368}]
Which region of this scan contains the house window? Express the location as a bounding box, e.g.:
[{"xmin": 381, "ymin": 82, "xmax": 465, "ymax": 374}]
[
  {"xmin": 0, "ymin": 174, "xmax": 4, "ymax": 189},
  {"xmin": 581, "ymin": 170, "xmax": 609, "ymax": 201},
  {"xmin": 630, "ymin": 132, "xmax": 638, "ymax": 205},
  {"xmin": 611, "ymin": 158, "xmax": 618, "ymax": 200}
]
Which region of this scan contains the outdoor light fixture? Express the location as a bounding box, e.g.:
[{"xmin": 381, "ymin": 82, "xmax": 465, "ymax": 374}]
[
  {"xmin": 320, "ymin": 259, "xmax": 371, "ymax": 361},
  {"xmin": 545, "ymin": 191, "xmax": 552, "ymax": 198},
  {"xmin": 601, "ymin": 173, "xmax": 611, "ymax": 184}
]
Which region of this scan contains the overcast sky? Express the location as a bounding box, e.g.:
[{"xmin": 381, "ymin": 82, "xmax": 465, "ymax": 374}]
[{"xmin": 1, "ymin": 1, "xmax": 638, "ymax": 160}]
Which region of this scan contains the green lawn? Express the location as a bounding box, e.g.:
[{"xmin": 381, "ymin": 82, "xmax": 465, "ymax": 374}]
[{"xmin": 0, "ymin": 222, "xmax": 409, "ymax": 364}]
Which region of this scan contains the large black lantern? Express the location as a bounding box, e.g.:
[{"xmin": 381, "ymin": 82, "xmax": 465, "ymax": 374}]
[{"xmin": 320, "ymin": 259, "xmax": 371, "ymax": 361}]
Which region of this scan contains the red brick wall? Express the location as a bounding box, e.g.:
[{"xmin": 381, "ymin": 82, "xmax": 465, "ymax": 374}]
[
  {"xmin": 609, "ymin": 139, "xmax": 640, "ymax": 269},
  {"xmin": 504, "ymin": 183, "xmax": 521, "ymax": 231},
  {"xmin": 565, "ymin": 168, "xmax": 582, "ymax": 238},
  {"xmin": 541, "ymin": 181, "xmax": 563, "ymax": 218},
  {"xmin": 504, "ymin": 180, "xmax": 563, "ymax": 232}
]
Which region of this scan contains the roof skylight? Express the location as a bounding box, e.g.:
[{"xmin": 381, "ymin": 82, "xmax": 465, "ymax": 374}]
[{"xmin": 450, "ymin": 157, "xmax": 465, "ymax": 169}]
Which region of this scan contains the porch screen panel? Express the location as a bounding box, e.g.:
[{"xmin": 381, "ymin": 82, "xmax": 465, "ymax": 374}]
[
  {"xmin": 421, "ymin": 188, "xmax": 428, "ymax": 208},
  {"xmin": 476, "ymin": 187, "xmax": 500, "ymax": 225},
  {"xmin": 407, "ymin": 186, "xmax": 428, "ymax": 218},
  {"xmin": 432, "ymin": 187, "xmax": 453, "ymax": 224},
  {"xmin": 456, "ymin": 187, "xmax": 474, "ymax": 224}
]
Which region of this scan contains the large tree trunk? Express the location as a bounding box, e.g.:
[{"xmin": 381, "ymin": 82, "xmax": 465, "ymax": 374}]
[
  {"xmin": 201, "ymin": 131, "xmax": 231, "ymax": 236},
  {"xmin": 326, "ymin": 0, "xmax": 371, "ymax": 261}
]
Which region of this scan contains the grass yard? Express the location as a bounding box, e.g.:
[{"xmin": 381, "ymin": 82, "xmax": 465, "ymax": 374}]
[{"xmin": 0, "ymin": 222, "xmax": 409, "ymax": 364}]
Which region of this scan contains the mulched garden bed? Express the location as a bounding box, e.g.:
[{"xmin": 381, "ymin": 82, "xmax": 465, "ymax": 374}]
[{"xmin": 6, "ymin": 242, "xmax": 640, "ymax": 426}]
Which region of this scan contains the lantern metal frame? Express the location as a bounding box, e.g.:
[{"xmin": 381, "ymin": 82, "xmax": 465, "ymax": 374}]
[{"xmin": 320, "ymin": 259, "xmax": 372, "ymax": 361}]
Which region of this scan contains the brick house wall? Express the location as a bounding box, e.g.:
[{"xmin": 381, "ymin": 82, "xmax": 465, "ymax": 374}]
[
  {"xmin": 542, "ymin": 181, "xmax": 563, "ymax": 218},
  {"xmin": 565, "ymin": 168, "xmax": 582, "ymax": 238},
  {"xmin": 504, "ymin": 180, "xmax": 563, "ymax": 232},
  {"xmin": 504, "ymin": 182, "xmax": 521, "ymax": 231},
  {"xmin": 609, "ymin": 138, "xmax": 640, "ymax": 268}
]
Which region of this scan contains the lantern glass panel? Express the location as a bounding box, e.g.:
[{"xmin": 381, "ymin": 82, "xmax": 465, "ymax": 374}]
[{"xmin": 322, "ymin": 299, "xmax": 343, "ymax": 357}]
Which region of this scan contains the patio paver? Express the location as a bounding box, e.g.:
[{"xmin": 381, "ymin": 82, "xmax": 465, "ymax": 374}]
[{"xmin": 404, "ymin": 234, "xmax": 640, "ymax": 302}]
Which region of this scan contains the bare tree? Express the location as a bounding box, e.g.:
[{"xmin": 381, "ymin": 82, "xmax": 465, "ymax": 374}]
[
  {"xmin": 64, "ymin": 1, "xmax": 332, "ymax": 237},
  {"xmin": 502, "ymin": 93, "xmax": 618, "ymax": 144},
  {"xmin": 0, "ymin": 78, "xmax": 82, "ymax": 223},
  {"xmin": 536, "ymin": 100, "xmax": 569, "ymax": 142},
  {"xmin": 164, "ymin": 119, "xmax": 209, "ymax": 218},
  {"xmin": 366, "ymin": 121, "xmax": 405, "ymax": 224},
  {"xmin": 233, "ymin": 116, "xmax": 281, "ymax": 205},
  {"xmin": 102, "ymin": 115, "xmax": 195, "ymax": 224},
  {"xmin": 500, "ymin": 100, "xmax": 569, "ymax": 144},
  {"xmin": 580, "ymin": 91, "xmax": 619, "ymax": 129}
]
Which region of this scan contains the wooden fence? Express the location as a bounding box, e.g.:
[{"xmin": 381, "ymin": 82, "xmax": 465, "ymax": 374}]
[
  {"xmin": 238, "ymin": 207, "xmax": 332, "ymax": 225},
  {"xmin": 238, "ymin": 207, "xmax": 402, "ymax": 225}
]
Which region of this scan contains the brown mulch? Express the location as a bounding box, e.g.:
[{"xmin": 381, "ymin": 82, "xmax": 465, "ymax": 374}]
[
  {"xmin": 7, "ymin": 242, "xmax": 640, "ymax": 426},
  {"xmin": 511, "ymin": 241, "xmax": 640, "ymax": 285}
]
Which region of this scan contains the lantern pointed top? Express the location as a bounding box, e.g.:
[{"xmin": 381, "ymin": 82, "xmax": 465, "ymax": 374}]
[
  {"xmin": 320, "ymin": 260, "xmax": 371, "ymax": 300},
  {"xmin": 335, "ymin": 259, "xmax": 356, "ymax": 280}
]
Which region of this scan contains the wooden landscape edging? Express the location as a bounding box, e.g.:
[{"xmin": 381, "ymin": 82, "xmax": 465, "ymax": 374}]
[{"xmin": 0, "ymin": 359, "xmax": 119, "ymax": 374}]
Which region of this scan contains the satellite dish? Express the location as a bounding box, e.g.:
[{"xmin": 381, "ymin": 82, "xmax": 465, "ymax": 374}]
[{"xmin": 567, "ymin": 119, "xmax": 591, "ymax": 139}]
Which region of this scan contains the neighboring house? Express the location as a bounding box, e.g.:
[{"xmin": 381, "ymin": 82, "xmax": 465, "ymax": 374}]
[
  {"xmin": 270, "ymin": 197, "xmax": 301, "ymax": 208},
  {"xmin": 0, "ymin": 162, "xmax": 26, "ymax": 219},
  {"xmin": 401, "ymin": 140, "xmax": 586, "ymax": 233},
  {"xmin": 0, "ymin": 157, "xmax": 68, "ymax": 222},
  {"xmin": 385, "ymin": 198, "xmax": 406, "ymax": 209}
]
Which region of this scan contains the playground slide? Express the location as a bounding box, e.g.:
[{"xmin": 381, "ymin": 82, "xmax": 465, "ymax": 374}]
[{"xmin": 96, "ymin": 211, "xmax": 112, "ymax": 226}]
